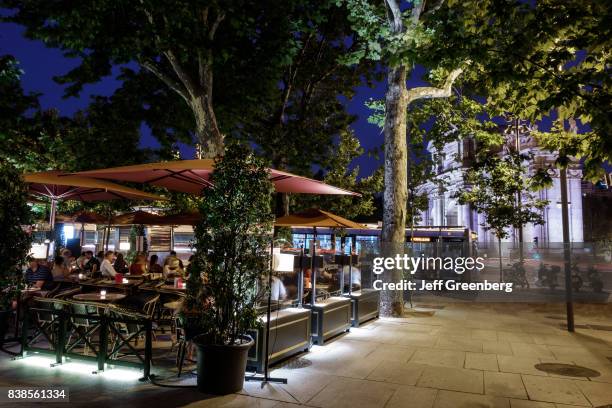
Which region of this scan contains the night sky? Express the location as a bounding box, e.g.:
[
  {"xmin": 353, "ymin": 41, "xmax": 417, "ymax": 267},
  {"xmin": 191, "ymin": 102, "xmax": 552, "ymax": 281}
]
[{"xmin": 1, "ymin": 20, "xmax": 420, "ymax": 179}]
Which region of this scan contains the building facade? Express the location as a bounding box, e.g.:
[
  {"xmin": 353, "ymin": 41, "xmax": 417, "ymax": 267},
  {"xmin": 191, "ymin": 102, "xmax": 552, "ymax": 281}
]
[{"xmin": 417, "ymin": 124, "xmax": 584, "ymax": 245}]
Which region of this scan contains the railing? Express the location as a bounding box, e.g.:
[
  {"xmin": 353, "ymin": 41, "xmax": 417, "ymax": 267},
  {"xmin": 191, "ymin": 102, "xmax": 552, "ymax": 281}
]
[{"xmin": 21, "ymin": 298, "xmax": 153, "ymax": 381}]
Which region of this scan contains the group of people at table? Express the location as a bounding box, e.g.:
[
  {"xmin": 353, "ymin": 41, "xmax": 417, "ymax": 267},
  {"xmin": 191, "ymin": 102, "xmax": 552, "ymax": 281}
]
[
  {"xmin": 23, "ymin": 242, "xmax": 363, "ymax": 304},
  {"xmin": 24, "ymin": 249, "xmax": 187, "ymax": 291}
]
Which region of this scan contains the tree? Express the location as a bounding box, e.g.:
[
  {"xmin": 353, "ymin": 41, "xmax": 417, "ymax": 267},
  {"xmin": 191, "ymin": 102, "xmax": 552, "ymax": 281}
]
[
  {"xmin": 2, "ymin": 0, "xmax": 324, "ymax": 158},
  {"xmin": 456, "ymin": 152, "xmax": 548, "ymax": 279},
  {"xmin": 0, "ymin": 160, "xmax": 32, "ymax": 311},
  {"xmin": 296, "ymin": 129, "xmax": 383, "ymax": 219},
  {"xmin": 239, "ymin": 4, "xmax": 378, "ymax": 214},
  {"xmin": 0, "ymin": 55, "xmax": 149, "ymax": 172},
  {"xmin": 339, "ymin": 0, "xmax": 481, "ymax": 315},
  {"xmin": 185, "ymin": 143, "xmax": 274, "ymax": 344}
]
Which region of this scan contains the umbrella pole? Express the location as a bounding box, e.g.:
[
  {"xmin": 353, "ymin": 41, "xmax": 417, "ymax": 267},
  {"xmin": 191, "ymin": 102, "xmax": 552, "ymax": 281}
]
[
  {"xmin": 340, "ymin": 236, "xmax": 346, "ymax": 295},
  {"xmin": 245, "ymin": 226, "xmax": 287, "ymax": 385},
  {"xmin": 46, "ymin": 198, "xmax": 57, "ymax": 260},
  {"xmin": 311, "ymin": 227, "xmax": 317, "ymax": 305},
  {"xmin": 298, "ymin": 246, "xmax": 304, "ymax": 308},
  {"xmin": 104, "ymin": 211, "xmax": 112, "ymax": 251},
  {"xmin": 80, "ymin": 222, "xmax": 85, "ymax": 248}
]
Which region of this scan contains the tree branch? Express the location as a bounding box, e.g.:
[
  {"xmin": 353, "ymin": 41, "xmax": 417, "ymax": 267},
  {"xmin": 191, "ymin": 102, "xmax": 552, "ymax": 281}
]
[
  {"xmin": 209, "ymin": 11, "xmax": 225, "ymax": 41},
  {"xmin": 163, "ymin": 49, "xmax": 198, "ymax": 98},
  {"xmin": 406, "ymin": 66, "xmax": 465, "ymax": 105},
  {"xmin": 423, "ymin": 0, "xmax": 446, "ymax": 19},
  {"xmin": 141, "ymin": 60, "xmax": 189, "ymax": 103}
]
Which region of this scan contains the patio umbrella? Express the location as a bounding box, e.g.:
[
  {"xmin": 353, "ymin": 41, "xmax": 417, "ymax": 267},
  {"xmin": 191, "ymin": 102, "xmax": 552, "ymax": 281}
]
[
  {"xmin": 110, "ymin": 210, "xmax": 163, "ymax": 225},
  {"xmin": 274, "ymin": 208, "xmax": 366, "ymax": 229},
  {"xmin": 24, "ymin": 171, "xmax": 166, "ymax": 256},
  {"xmin": 275, "ymin": 208, "xmax": 367, "ymax": 304},
  {"xmin": 56, "ymin": 211, "xmax": 107, "ymax": 224},
  {"xmin": 71, "ymin": 159, "xmax": 360, "ymax": 196},
  {"xmin": 155, "ymin": 211, "xmax": 202, "ymax": 226}
]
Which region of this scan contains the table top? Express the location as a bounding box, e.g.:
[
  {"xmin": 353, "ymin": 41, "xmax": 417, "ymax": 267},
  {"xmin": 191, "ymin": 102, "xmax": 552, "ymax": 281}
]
[
  {"xmin": 160, "ymin": 285, "xmax": 186, "ymax": 291},
  {"xmin": 72, "ymin": 293, "xmax": 126, "ymax": 302}
]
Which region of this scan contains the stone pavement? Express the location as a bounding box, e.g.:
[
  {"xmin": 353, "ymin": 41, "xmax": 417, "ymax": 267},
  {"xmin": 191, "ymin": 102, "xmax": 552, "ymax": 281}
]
[{"xmin": 1, "ymin": 302, "xmax": 611, "ymax": 408}]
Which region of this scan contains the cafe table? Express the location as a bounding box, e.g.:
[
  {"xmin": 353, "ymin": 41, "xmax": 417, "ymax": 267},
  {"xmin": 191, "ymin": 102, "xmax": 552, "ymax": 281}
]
[
  {"xmin": 159, "ymin": 284, "xmax": 186, "ymax": 291},
  {"xmin": 72, "ymin": 293, "xmax": 126, "ymax": 303}
]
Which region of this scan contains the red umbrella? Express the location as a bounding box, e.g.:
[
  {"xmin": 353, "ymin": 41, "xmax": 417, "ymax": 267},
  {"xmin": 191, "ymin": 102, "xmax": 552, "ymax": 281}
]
[
  {"xmin": 24, "ymin": 171, "xmax": 166, "ymax": 256},
  {"xmin": 72, "ymin": 159, "xmax": 360, "ymax": 196},
  {"xmin": 111, "ymin": 210, "xmax": 163, "ymax": 225}
]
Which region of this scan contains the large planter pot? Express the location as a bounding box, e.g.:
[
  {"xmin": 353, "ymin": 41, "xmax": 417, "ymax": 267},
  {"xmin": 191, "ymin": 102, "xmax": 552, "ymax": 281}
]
[{"xmin": 193, "ymin": 334, "xmax": 254, "ymax": 395}]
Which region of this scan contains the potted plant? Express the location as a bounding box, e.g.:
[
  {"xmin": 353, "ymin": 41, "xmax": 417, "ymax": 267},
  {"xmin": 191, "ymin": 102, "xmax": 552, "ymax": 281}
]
[
  {"xmin": 0, "ymin": 161, "xmax": 33, "ymax": 346},
  {"xmin": 184, "ymin": 144, "xmax": 273, "ymax": 394}
]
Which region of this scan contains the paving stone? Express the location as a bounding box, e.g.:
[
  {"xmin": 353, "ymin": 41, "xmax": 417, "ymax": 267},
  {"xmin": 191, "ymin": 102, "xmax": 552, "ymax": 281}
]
[
  {"xmin": 521, "ymin": 375, "xmax": 590, "ymax": 406},
  {"xmin": 433, "ymin": 390, "xmax": 509, "ymax": 408},
  {"xmin": 485, "ymin": 371, "xmax": 528, "ymax": 399},
  {"xmin": 410, "ymin": 348, "xmax": 466, "ymax": 368},
  {"xmin": 466, "ymin": 352, "xmax": 499, "ymax": 371},
  {"xmin": 417, "ymin": 366, "xmax": 483, "ymax": 394}
]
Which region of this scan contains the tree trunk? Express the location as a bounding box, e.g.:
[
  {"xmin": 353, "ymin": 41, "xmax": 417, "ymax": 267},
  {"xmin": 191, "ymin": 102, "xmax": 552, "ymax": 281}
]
[
  {"xmin": 380, "ymin": 65, "xmax": 409, "ymax": 317},
  {"xmin": 190, "ymin": 94, "xmax": 224, "ymax": 159},
  {"xmin": 498, "ymin": 237, "xmax": 503, "ymax": 282}
]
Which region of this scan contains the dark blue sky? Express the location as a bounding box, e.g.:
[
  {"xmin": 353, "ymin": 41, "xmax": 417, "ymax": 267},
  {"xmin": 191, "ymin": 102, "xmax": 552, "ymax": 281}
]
[{"xmin": 2, "ymin": 21, "xmax": 427, "ymax": 178}]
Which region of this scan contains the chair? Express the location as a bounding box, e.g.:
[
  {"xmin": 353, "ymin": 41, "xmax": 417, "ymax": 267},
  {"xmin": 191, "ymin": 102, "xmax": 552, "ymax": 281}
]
[
  {"xmin": 66, "ymin": 301, "xmax": 104, "ymax": 356},
  {"xmin": 29, "ymin": 297, "xmax": 68, "ymax": 348},
  {"xmin": 112, "ymin": 294, "xmax": 159, "ymax": 350},
  {"xmin": 174, "ymin": 315, "xmax": 189, "ymax": 377}
]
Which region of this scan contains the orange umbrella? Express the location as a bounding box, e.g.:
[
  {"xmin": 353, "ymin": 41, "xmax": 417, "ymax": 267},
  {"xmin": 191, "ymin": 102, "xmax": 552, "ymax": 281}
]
[
  {"xmin": 274, "ymin": 208, "xmax": 366, "ymax": 229},
  {"xmin": 275, "ymin": 208, "xmax": 366, "ymax": 305},
  {"xmin": 72, "ymin": 159, "xmax": 360, "ymax": 196},
  {"xmin": 111, "ymin": 210, "xmax": 163, "ymax": 225},
  {"xmin": 155, "ymin": 211, "xmax": 202, "ymax": 226}
]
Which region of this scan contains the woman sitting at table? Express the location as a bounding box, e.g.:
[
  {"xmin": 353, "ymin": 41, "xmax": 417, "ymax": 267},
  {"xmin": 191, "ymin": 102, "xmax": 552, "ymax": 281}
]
[
  {"xmin": 51, "ymin": 255, "xmax": 69, "ymax": 281},
  {"xmin": 129, "ymin": 253, "xmax": 147, "ymax": 275},
  {"xmin": 148, "ymin": 254, "xmax": 163, "ymax": 275},
  {"xmin": 163, "ymin": 255, "xmax": 184, "ymax": 279},
  {"xmin": 100, "ymin": 251, "xmax": 117, "ymax": 278},
  {"xmin": 114, "ymin": 252, "xmax": 129, "ymax": 274}
]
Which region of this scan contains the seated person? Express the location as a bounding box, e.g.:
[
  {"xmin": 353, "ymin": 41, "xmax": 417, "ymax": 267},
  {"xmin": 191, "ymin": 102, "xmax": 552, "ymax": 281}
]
[
  {"xmin": 113, "ymin": 252, "xmax": 129, "ymax": 274},
  {"xmin": 257, "ymin": 274, "xmax": 287, "ymax": 302},
  {"xmin": 51, "ymin": 256, "xmax": 69, "ymax": 281},
  {"xmin": 163, "ymin": 252, "xmax": 184, "ymax": 278},
  {"xmin": 100, "ymin": 251, "xmax": 117, "ymax": 278},
  {"xmin": 82, "ymin": 251, "xmax": 100, "ymax": 275},
  {"xmin": 129, "ymin": 253, "xmax": 147, "ymax": 275},
  {"xmin": 148, "ymin": 254, "xmax": 163, "ymax": 275},
  {"xmin": 75, "ymin": 253, "xmax": 88, "ymax": 270},
  {"xmin": 270, "ymin": 275, "xmax": 287, "ymax": 301},
  {"xmin": 25, "ymin": 259, "xmax": 54, "ymax": 290}
]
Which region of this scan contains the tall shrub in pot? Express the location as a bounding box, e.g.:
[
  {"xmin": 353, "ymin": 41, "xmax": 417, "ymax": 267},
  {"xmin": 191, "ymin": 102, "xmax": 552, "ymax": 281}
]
[
  {"xmin": 185, "ymin": 143, "xmax": 273, "ymax": 394},
  {"xmin": 0, "ymin": 161, "xmax": 33, "ymax": 344}
]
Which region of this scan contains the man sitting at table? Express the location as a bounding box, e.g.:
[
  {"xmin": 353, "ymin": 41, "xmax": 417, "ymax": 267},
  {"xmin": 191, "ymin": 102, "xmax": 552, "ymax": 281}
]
[
  {"xmin": 25, "ymin": 259, "xmax": 54, "ymax": 290},
  {"xmin": 100, "ymin": 251, "xmax": 117, "ymax": 278},
  {"xmin": 82, "ymin": 251, "xmax": 100, "ymax": 275}
]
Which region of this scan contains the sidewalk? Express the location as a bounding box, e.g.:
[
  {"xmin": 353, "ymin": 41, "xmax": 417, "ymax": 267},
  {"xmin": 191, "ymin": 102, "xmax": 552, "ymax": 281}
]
[{"xmin": 1, "ymin": 302, "xmax": 610, "ymax": 407}]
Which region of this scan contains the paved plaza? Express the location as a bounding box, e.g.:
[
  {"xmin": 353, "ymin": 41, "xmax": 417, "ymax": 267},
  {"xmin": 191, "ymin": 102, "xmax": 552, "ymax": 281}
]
[{"xmin": 1, "ymin": 301, "xmax": 611, "ymax": 408}]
